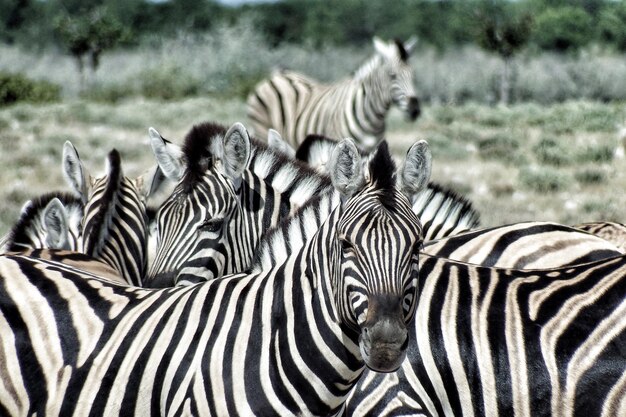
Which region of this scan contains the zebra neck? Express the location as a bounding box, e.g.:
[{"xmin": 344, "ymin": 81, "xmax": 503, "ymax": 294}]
[
  {"xmin": 83, "ymin": 183, "xmax": 148, "ymax": 286},
  {"xmin": 350, "ymin": 57, "xmax": 390, "ymax": 140},
  {"xmin": 247, "ymin": 145, "xmax": 332, "ymax": 208}
]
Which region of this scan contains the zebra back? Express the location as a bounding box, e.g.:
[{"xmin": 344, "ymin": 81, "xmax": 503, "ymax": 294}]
[
  {"xmin": 424, "ymin": 221, "xmax": 624, "ymax": 268},
  {"xmin": 247, "ymin": 36, "xmax": 420, "ymax": 149},
  {"xmin": 0, "ymin": 137, "xmax": 426, "ymax": 416},
  {"xmin": 0, "ymin": 191, "xmax": 83, "ymax": 253}
]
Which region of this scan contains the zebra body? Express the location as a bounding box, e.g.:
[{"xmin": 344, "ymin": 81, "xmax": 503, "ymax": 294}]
[
  {"xmin": 0, "ymin": 139, "xmax": 424, "ymax": 416},
  {"xmin": 0, "ymin": 192, "xmax": 83, "ymax": 253},
  {"xmin": 247, "ymin": 37, "xmax": 420, "ymax": 149}
]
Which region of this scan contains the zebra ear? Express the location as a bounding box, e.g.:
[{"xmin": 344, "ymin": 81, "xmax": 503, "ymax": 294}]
[
  {"xmin": 135, "ymin": 164, "xmax": 172, "ymax": 204},
  {"xmin": 399, "ymin": 140, "xmax": 431, "ymax": 197},
  {"xmin": 404, "ymin": 36, "xmax": 418, "ymax": 55},
  {"xmin": 43, "ymin": 197, "xmax": 70, "ymax": 250},
  {"xmin": 267, "ymin": 129, "xmax": 295, "ymax": 157},
  {"xmin": 328, "ymin": 138, "xmax": 364, "ymax": 198},
  {"xmin": 373, "ymin": 36, "xmax": 394, "ymax": 61},
  {"xmin": 62, "ymin": 141, "xmax": 89, "ymax": 204},
  {"xmin": 221, "ymin": 122, "xmax": 251, "ymax": 186},
  {"xmin": 149, "ymin": 127, "xmax": 185, "ymax": 182}
]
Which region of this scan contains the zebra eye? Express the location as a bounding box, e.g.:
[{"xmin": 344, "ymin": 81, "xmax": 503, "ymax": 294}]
[
  {"xmin": 199, "ymin": 218, "xmax": 224, "ymax": 234},
  {"xmin": 389, "ymin": 72, "xmax": 397, "ymax": 80},
  {"xmin": 340, "ymin": 238, "xmax": 355, "ymax": 252},
  {"xmin": 402, "ymin": 292, "xmax": 414, "ymax": 315}
]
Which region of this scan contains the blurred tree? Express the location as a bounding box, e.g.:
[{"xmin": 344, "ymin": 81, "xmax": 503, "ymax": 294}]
[
  {"xmin": 473, "ymin": 0, "xmax": 533, "ymax": 104},
  {"xmin": 0, "ymin": 0, "xmax": 47, "ymax": 44},
  {"xmin": 532, "ymin": 6, "xmax": 593, "ymax": 52},
  {"xmin": 597, "ymin": 2, "xmax": 626, "ymax": 52},
  {"xmin": 54, "ymin": 6, "xmax": 128, "ymax": 88}
]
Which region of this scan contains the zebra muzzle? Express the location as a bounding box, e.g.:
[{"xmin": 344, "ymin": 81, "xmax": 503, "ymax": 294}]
[
  {"xmin": 359, "ymin": 296, "xmax": 409, "ymax": 372},
  {"xmin": 406, "ymin": 97, "xmax": 421, "ymax": 121}
]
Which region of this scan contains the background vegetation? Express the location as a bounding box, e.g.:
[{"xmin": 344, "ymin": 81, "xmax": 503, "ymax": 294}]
[{"xmin": 0, "ymin": 0, "xmax": 625, "ymax": 235}]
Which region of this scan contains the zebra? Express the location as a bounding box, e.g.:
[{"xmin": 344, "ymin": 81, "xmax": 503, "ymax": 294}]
[
  {"xmin": 0, "ymin": 191, "xmax": 83, "ymax": 253},
  {"xmin": 341, "ymin": 250, "xmax": 626, "ymax": 417},
  {"xmin": 0, "ymin": 137, "xmax": 425, "ymax": 416},
  {"xmin": 62, "ymin": 141, "xmax": 167, "ymax": 286},
  {"xmin": 247, "ymin": 36, "xmax": 420, "ymax": 149},
  {"xmin": 145, "ymin": 121, "xmax": 333, "ymax": 286}
]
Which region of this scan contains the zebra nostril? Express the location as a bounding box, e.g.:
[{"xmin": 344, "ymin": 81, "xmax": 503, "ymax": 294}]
[{"xmin": 407, "ymin": 97, "xmax": 420, "ymax": 120}]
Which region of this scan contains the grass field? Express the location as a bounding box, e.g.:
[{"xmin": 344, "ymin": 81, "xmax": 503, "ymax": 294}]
[{"xmin": 1, "ymin": 97, "xmax": 625, "ymax": 235}]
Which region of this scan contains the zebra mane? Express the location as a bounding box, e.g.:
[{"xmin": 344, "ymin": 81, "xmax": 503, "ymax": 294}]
[
  {"xmin": 181, "ymin": 122, "xmax": 225, "ymax": 193},
  {"xmin": 250, "ymin": 188, "xmax": 338, "ymax": 272},
  {"xmin": 83, "ymin": 149, "xmax": 123, "ymax": 256},
  {"xmin": 367, "ymin": 141, "xmax": 398, "ymax": 212},
  {"xmin": 393, "ymin": 39, "xmax": 409, "ymax": 62},
  {"xmin": 414, "ymin": 182, "xmax": 481, "ymax": 240},
  {"xmin": 296, "ymin": 134, "xmax": 367, "ymax": 163},
  {"xmin": 5, "ymin": 191, "xmax": 82, "ymax": 251}
]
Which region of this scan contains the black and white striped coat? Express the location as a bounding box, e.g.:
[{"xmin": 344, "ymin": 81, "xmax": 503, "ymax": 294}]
[{"xmin": 0, "ymin": 138, "xmax": 424, "ymax": 416}]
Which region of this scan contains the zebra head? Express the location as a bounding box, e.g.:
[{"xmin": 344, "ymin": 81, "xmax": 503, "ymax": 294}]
[
  {"xmin": 329, "ymin": 138, "xmax": 429, "ymax": 372},
  {"xmin": 373, "ymin": 36, "xmax": 420, "ymax": 121},
  {"xmin": 63, "ymin": 142, "xmax": 165, "ymax": 285},
  {"xmin": 2, "ymin": 192, "xmax": 83, "ymax": 253},
  {"xmin": 146, "ymin": 122, "xmax": 251, "ymax": 287}
]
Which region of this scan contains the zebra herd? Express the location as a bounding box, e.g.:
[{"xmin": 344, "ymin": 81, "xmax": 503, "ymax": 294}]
[{"xmin": 0, "ymin": 37, "xmax": 624, "ymax": 417}]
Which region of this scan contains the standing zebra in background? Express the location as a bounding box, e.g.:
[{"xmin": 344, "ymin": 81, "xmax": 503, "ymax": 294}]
[
  {"xmin": 0, "ymin": 138, "xmax": 425, "ymax": 416},
  {"xmin": 0, "ymin": 192, "xmax": 83, "ymax": 253},
  {"xmin": 62, "ymin": 141, "xmax": 166, "ymax": 286},
  {"xmin": 247, "ymin": 36, "xmax": 420, "ymax": 149}
]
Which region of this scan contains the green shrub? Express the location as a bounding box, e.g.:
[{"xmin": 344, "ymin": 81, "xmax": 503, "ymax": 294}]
[
  {"xmin": 138, "ymin": 66, "xmax": 201, "ymax": 100},
  {"xmin": 533, "ymin": 136, "xmax": 573, "ymax": 166},
  {"xmin": 532, "ymin": 6, "xmax": 593, "ymax": 52},
  {"xmin": 426, "ymin": 132, "xmax": 468, "ymax": 160},
  {"xmin": 576, "ymin": 144, "xmax": 615, "ymax": 164},
  {"xmin": 477, "ymin": 132, "xmax": 520, "ymax": 161},
  {"xmin": 0, "ymin": 72, "xmax": 61, "ymax": 106},
  {"xmin": 81, "ymin": 84, "xmax": 134, "ymax": 103},
  {"xmin": 519, "ymin": 166, "xmax": 570, "ymax": 192},
  {"xmin": 575, "ymin": 168, "xmax": 606, "ymax": 184}
]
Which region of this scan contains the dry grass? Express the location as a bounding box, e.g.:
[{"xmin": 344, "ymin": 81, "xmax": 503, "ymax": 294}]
[{"xmin": 1, "ymin": 97, "xmax": 625, "ymax": 234}]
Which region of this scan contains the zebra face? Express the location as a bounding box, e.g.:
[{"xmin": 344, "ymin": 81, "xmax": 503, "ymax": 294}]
[
  {"xmin": 375, "ymin": 38, "xmax": 420, "ymax": 121},
  {"xmin": 148, "ymin": 170, "xmax": 241, "ymax": 286},
  {"xmin": 328, "ymin": 138, "xmax": 424, "ymax": 373},
  {"xmin": 388, "ymin": 62, "xmax": 420, "ymax": 121},
  {"xmin": 337, "ymin": 190, "xmax": 422, "ymax": 373}
]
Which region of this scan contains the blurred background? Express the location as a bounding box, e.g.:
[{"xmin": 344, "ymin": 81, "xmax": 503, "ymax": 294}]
[{"xmin": 1, "ymin": 0, "xmax": 625, "ymax": 232}]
